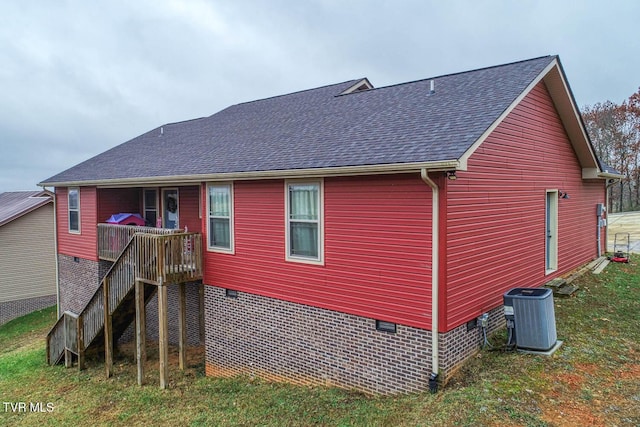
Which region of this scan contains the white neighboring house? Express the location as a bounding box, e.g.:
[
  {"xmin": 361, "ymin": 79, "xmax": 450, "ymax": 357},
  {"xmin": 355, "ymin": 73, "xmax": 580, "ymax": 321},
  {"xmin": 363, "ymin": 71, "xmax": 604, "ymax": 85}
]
[{"xmin": 0, "ymin": 190, "xmax": 57, "ymax": 325}]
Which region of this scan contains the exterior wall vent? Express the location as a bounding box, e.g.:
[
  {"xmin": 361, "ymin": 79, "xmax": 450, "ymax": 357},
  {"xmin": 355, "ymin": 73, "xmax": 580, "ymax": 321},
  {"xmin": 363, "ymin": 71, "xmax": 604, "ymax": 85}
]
[{"xmin": 375, "ymin": 320, "xmax": 396, "ymax": 333}]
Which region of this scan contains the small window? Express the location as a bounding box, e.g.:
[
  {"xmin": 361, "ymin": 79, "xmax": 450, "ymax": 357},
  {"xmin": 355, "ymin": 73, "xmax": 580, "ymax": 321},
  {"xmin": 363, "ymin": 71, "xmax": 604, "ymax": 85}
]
[
  {"xmin": 207, "ymin": 184, "xmax": 233, "ymax": 252},
  {"xmin": 286, "ymin": 181, "xmax": 323, "ymax": 264},
  {"xmin": 143, "ymin": 189, "xmax": 158, "ymax": 227},
  {"xmin": 225, "ymin": 289, "xmax": 238, "ymax": 298},
  {"xmin": 68, "ymin": 187, "xmax": 80, "ymax": 233},
  {"xmin": 376, "ymin": 320, "xmax": 397, "ymax": 333}
]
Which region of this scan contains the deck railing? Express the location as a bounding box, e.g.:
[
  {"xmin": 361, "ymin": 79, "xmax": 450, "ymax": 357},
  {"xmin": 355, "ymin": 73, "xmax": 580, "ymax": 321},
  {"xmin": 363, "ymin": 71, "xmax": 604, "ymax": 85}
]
[
  {"xmin": 46, "ymin": 314, "xmax": 67, "ymax": 365},
  {"xmin": 46, "ymin": 311, "xmax": 81, "ymax": 366},
  {"xmin": 47, "ymin": 231, "xmax": 202, "ymax": 367},
  {"xmin": 98, "ymin": 223, "xmax": 181, "ymax": 261},
  {"xmin": 135, "ymin": 233, "xmax": 203, "ymax": 285}
]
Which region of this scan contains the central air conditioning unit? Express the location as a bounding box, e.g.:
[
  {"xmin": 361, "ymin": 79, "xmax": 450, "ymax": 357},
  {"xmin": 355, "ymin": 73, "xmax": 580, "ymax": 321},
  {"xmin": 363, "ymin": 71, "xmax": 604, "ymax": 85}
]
[{"xmin": 503, "ymin": 287, "xmax": 557, "ymax": 351}]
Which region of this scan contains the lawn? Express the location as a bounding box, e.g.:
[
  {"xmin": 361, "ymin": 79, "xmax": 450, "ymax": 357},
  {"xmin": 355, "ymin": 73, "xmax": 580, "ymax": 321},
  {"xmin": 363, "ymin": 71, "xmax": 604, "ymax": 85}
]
[{"xmin": 1, "ymin": 261, "xmax": 639, "ymax": 426}]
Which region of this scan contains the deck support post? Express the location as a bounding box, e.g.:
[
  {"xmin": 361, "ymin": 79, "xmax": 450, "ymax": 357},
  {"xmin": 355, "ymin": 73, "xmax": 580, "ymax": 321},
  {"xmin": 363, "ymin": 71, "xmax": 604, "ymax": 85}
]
[
  {"xmin": 135, "ymin": 279, "xmax": 146, "ymax": 386},
  {"xmin": 77, "ymin": 314, "xmax": 85, "ymax": 371},
  {"xmin": 64, "ymin": 348, "xmax": 72, "ymax": 368},
  {"xmin": 104, "ymin": 277, "xmax": 113, "ymax": 378},
  {"xmin": 178, "ymin": 282, "xmax": 187, "ymax": 370},
  {"xmin": 158, "ymin": 278, "xmax": 169, "ymax": 389}
]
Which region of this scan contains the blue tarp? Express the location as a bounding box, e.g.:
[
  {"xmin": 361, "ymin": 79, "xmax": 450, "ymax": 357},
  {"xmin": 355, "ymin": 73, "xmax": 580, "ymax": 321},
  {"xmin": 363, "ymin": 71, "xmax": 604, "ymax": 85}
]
[{"xmin": 105, "ymin": 213, "xmax": 146, "ymax": 226}]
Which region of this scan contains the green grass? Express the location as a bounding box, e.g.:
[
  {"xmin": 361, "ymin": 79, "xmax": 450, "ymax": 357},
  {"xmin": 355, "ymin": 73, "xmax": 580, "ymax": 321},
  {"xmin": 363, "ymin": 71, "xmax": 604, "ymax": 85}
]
[
  {"xmin": 0, "ymin": 306, "xmax": 56, "ymax": 354},
  {"xmin": 1, "ymin": 263, "xmax": 639, "ymax": 426}
]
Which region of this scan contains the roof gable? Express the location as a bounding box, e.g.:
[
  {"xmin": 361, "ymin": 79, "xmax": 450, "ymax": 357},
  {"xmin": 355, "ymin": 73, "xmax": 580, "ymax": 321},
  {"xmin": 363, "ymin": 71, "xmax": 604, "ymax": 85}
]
[
  {"xmin": 458, "ymin": 57, "xmax": 602, "ymax": 178},
  {"xmin": 0, "ymin": 191, "xmax": 52, "ymax": 227},
  {"xmin": 41, "ymin": 56, "xmax": 601, "ymax": 186}
]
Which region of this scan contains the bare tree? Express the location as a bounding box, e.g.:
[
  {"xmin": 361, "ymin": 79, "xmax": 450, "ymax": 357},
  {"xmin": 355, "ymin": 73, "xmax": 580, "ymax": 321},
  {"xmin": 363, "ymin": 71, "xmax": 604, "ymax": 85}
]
[{"xmin": 582, "ymin": 88, "xmax": 640, "ymax": 212}]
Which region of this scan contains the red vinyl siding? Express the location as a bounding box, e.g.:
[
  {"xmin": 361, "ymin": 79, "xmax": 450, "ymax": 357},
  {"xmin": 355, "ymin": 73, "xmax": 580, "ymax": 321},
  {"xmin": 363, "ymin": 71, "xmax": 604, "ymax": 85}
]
[
  {"xmin": 203, "ymin": 174, "xmax": 433, "ymax": 329},
  {"xmin": 444, "ymin": 82, "xmax": 605, "ymax": 331},
  {"xmin": 178, "ymin": 186, "xmax": 202, "ymax": 233},
  {"xmin": 97, "ymin": 188, "xmax": 140, "ymax": 222},
  {"xmin": 56, "ymin": 186, "xmax": 98, "ymax": 260}
]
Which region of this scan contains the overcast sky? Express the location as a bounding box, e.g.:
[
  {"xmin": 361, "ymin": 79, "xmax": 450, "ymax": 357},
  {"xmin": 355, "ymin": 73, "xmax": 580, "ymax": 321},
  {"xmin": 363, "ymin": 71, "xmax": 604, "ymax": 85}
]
[{"xmin": 1, "ymin": 0, "xmax": 638, "ymax": 192}]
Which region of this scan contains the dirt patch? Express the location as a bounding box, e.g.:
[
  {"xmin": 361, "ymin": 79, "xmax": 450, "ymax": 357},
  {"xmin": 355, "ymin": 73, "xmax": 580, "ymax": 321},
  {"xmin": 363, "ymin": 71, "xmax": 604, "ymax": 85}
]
[
  {"xmin": 107, "ymin": 340, "xmax": 205, "ymax": 388},
  {"xmin": 540, "ymin": 403, "xmax": 607, "ymax": 427},
  {"xmin": 554, "ymin": 373, "xmax": 584, "ymax": 392},
  {"xmin": 116, "ymin": 340, "xmax": 205, "ymax": 367},
  {"xmin": 538, "ymin": 373, "xmax": 605, "ymax": 426},
  {"xmin": 616, "ymin": 363, "xmax": 640, "ymax": 380},
  {"xmin": 537, "ymin": 361, "xmax": 640, "ymax": 426}
]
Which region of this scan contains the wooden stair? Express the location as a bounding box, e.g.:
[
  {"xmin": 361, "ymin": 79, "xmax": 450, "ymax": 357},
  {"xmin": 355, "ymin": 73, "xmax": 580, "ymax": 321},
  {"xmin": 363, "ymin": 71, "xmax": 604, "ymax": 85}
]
[
  {"xmin": 79, "ymin": 283, "xmax": 158, "ymax": 360},
  {"xmin": 47, "ymin": 231, "xmax": 202, "ymax": 368}
]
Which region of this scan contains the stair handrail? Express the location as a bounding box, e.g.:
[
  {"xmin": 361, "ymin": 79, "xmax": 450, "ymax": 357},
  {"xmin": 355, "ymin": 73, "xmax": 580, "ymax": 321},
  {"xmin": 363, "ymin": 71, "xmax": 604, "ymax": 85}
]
[
  {"xmin": 46, "ymin": 313, "xmax": 66, "ymax": 365},
  {"xmin": 46, "ymin": 233, "xmax": 139, "ymax": 366},
  {"xmin": 84, "ymin": 233, "xmax": 141, "ymax": 350},
  {"xmin": 46, "ymin": 310, "xmax": 80, "ymax": 366}
]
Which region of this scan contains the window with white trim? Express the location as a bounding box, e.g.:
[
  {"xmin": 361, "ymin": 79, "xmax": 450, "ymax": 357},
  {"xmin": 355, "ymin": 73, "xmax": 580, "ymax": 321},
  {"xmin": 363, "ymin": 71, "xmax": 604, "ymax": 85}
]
[
  {"xmin": 286, "ymin": 181, "xmax": 323, "ymax": 263},
  {"xmin": 68, "ymin": 187, "xmax": 80, "ymax": 233},
  {"xmin": 143, "ymin": 188, "xmax": 158, "ymax": 227},
  {"xmin": 207, "ymin": 184, "xmax": 233, "ymax": 252}
]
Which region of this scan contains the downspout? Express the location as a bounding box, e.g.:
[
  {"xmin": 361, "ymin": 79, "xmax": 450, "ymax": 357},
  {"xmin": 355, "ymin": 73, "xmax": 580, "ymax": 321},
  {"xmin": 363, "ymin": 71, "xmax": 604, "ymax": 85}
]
[
  {"xmin": 42, "ymin": 185, "xmax": 61, "ymax": 317},
  {"xmin": 420, "ymin": 169, "xmax": 439, "ymax": 382}
]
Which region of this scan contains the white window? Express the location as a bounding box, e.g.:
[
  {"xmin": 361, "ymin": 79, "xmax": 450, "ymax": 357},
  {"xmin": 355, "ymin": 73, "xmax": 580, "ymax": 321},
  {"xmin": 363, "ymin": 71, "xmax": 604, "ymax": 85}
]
[
  {"xmin": 143, "ymin": 188, "xmax": 158, "ymax": 227},
  {"xmin": 68, "ymin": 187, "xmax": 80, "ymax": 233},
  {"xmin": 286, "ymin": 180, "xmax": 323, "ymax": 264},
  {"xmin": 207, "ymin": 184, "xmax": 233, "ymax": 252}
]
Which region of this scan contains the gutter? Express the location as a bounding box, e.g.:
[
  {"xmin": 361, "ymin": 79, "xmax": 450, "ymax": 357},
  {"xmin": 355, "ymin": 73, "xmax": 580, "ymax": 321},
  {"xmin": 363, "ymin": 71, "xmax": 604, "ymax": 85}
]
[
  {"xmin": 38, "ymin": 160, "xmax": 461, "ymax": 188},
  {"xmin": 420, "ymin": 169, "xmax": 439, "ymax": 380}
]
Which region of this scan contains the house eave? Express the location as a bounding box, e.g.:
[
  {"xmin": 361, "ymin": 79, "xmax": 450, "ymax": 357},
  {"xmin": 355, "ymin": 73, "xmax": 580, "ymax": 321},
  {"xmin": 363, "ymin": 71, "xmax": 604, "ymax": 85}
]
[
  {"xmin": 581, "ymin": 168, "xmax": 624, "ymax": 180},
  {"xmin": 39, "ymin": 160, "xmax": 462, "ymax": 188}
]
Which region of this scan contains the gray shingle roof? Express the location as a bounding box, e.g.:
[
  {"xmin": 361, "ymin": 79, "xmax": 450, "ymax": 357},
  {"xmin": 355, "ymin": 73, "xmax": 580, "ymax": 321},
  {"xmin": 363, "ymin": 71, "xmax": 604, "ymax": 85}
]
[
  {"xmin": 0, "ymin": 191, "xmax": 52, "ymax": 227},
  {"xmin": 41, "ymin": 56, "xmax": 557, "ymax": 185}
]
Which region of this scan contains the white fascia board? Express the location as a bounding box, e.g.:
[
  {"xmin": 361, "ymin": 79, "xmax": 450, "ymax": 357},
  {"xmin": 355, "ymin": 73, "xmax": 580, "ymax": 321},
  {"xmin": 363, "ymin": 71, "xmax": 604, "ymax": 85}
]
[
  {"xmin": 339, "ymin": 78, "xmax": 374, "ymax": 95},
  {"xmin": 39, "ymin": 160, "xmax": 462, "ymax": 188}
]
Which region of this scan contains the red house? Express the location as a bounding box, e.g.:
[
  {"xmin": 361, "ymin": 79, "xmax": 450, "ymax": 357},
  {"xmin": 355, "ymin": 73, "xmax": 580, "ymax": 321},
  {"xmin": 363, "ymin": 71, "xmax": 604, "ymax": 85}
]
[{"xmin": 41, "ymin": 55, "xmax": 619, "ymax": 394}]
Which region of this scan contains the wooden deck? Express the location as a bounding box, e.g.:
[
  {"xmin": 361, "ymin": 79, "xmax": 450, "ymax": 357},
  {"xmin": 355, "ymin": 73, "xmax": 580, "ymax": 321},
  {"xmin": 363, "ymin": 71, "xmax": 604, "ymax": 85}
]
[
  {"xmin": 47, "ymin": 228, "xmax": 203, "ymax": 388},
  {"xmin": 98, "ymin": 223, "xmax": 182, "ymax": 262}
]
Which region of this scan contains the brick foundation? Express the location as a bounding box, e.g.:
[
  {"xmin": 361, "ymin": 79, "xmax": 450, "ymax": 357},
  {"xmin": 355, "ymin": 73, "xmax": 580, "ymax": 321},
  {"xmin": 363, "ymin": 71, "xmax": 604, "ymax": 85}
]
[
  {"xmin": 204, "ymin": 286, "xmax": 509, "ymax": 394},
  {"xmin": 58, "ymin": 254, "xmax": 109, "ymax": 314},
  {"xmin": 204, "ymin": 286, "xmax": 433, "ymax": 394},
  {"xmin": 0, "ymin": 294, "xmax": 57, "ymax": 326},
  {"xmin": 438, "ymin": 306, "xmax": 505, "ymax": 379}
]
